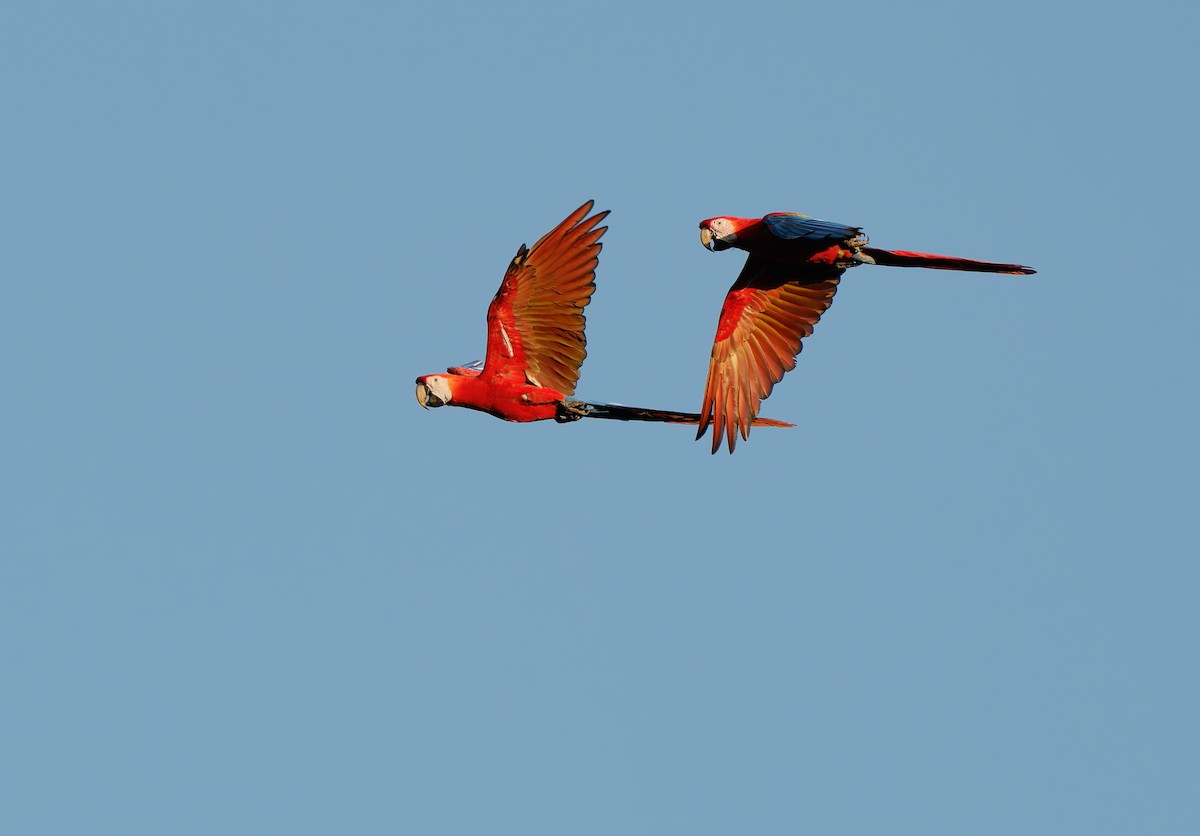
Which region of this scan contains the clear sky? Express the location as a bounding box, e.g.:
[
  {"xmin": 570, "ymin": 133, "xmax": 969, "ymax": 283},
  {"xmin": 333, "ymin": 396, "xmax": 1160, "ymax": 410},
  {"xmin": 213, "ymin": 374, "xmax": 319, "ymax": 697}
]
[{"xmin": 3, "ymin": 2, "xmax": 1197, "ymax": 834}]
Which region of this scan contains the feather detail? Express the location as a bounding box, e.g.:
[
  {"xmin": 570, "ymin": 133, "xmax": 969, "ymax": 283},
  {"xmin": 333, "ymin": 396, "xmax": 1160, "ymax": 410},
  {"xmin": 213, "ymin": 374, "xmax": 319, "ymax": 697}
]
[
  {"xmin": 482, "ymin": 201, "xmax": 609, "ymax": 396},
  {"xmin": 697, "ymin": 254, "xmax": 841, "ymax": 453}
]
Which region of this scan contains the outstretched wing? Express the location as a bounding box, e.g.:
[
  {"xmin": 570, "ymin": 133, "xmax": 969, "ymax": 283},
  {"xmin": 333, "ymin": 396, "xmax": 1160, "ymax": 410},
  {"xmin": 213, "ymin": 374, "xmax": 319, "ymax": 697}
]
[
  {"xmin": 763, "ymin": 212, "xmax": 863, "ymax": 243},
  {"xmin": 698, "ymin": 255, "xmax": 842, "ymax": 454},
  {"xmin": 481, "ymin": 201, "xmax": 609, "ymax": 397}
]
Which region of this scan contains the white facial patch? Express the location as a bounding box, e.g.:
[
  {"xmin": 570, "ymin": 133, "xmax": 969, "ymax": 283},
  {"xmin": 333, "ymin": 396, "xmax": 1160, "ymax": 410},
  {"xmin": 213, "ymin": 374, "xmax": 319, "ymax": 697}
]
[
  {"xmin": 710, "ymin": 217, "xmax": 737, "ymax": 246},
  {"xmin": 425, "ymin": 375, "xmax": 453, "ymax": 404}
]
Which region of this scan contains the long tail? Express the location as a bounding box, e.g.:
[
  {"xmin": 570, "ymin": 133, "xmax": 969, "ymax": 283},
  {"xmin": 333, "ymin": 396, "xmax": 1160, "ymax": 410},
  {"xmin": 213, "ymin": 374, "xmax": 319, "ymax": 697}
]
[
  {"xmin": 862, "ymin": 247, "xmax": 1036, "ymax": 275},
  {"xmin": 560, "ymin": 400, "xmax": 793, "ymax": 427}
]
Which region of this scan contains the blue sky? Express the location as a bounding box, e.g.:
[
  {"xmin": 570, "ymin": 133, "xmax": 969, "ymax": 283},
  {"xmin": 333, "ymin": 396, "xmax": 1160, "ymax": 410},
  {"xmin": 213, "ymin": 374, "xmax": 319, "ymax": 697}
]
[{"xmin": 3, "ymin": 2, "xmax": 1197, "ymax": 834}]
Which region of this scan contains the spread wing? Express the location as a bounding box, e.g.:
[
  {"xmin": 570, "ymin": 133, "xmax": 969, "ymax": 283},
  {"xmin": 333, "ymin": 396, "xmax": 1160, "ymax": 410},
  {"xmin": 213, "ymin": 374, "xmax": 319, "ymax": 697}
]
[
  {"xmin": 698, "ymin": 255, "xmax": 842, "ymax": 453},
  {"xmin": 481, "ymin": 201, "xmax": 609, "ymax": 396}
]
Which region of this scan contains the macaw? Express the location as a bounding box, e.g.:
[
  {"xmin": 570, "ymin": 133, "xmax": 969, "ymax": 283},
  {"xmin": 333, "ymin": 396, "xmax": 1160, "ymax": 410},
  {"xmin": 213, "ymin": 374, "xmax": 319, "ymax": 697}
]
[
  {"xmin": 415, "ymin": 200, "xmax": 792, "ymax": 433},
  {"xmin": 696, "ymin": 211, "xmax": 1036, "ymax": 453}
]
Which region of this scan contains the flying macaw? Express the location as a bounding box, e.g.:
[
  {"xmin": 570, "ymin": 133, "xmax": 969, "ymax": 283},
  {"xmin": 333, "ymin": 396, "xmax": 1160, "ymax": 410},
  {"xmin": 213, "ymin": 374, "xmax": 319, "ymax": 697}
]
[
  {"xmin": 696, "ymin": 211, "xmax": 1036, "ymax": 453},
  {"xmin": 415, "ymin": 200, "xmax": 792, "ymax": 433}
]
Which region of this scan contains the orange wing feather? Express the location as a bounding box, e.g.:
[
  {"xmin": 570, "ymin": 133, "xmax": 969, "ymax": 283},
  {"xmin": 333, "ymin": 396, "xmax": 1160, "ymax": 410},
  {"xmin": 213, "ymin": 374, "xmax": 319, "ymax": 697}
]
[
  {"xmin": 698, "ymin": 255, "xmax": 842, "ymax": 453},
  {"xmin": 482, "ymin": 201, "xmax": 609, "ymax": 396}
]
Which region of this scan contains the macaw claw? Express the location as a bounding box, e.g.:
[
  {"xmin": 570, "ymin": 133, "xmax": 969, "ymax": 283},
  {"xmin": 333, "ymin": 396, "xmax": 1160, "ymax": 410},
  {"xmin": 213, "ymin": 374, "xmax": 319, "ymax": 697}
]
[{"xmin": 555, "ymin": 400, "xmax": 592, "ymax": 422}]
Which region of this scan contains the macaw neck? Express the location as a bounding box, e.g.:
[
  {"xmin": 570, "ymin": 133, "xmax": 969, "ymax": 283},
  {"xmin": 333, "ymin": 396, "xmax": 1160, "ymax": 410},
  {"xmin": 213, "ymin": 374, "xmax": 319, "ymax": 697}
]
[
  {"xmin": 444, "ymin": 370, "xmax": 480, "ymax": 401},
  {"xmin": 727, "ymin": 216, "xmax": 763, "ymax": 234}
]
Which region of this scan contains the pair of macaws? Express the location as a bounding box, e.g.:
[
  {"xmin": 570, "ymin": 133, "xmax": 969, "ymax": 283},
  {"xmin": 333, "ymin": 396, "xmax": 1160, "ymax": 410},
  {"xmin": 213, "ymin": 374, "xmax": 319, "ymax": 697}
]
[{"xmin": 415, "ymin": 201, "xmax": 1035, "ymax": 453}]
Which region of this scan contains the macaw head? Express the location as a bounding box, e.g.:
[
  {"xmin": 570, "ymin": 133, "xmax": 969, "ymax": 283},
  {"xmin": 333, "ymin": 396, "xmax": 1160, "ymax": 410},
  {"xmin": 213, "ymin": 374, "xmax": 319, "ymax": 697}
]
[
  {"xmin": 699, "ymin": 217, "xmax": 738, "ymax": 252},
  {"xmin": 415, "ymin": 374, "xmax": 453, "ymax": 409}
]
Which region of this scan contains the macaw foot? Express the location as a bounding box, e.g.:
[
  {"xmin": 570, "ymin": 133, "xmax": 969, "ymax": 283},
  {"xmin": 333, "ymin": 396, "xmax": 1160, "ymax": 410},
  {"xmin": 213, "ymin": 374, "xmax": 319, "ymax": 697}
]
[
  {"xmin": 555, "ymin": 400, "xmax": 592, "ymax": 423},
  {"xmin": 840, "ymin": 233, "xmax": 875, "ymax": 268}
]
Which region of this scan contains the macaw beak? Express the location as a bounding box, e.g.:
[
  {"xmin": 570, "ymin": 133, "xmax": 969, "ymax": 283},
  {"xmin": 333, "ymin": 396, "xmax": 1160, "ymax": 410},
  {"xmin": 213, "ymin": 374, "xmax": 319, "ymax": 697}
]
[
  {"xmin": 416, "ymin": 381, "xmax": 446, "ymax": 409},
  {"xmin": 699, "ymin": 227, "xmax": 715, "ymax": 251}
]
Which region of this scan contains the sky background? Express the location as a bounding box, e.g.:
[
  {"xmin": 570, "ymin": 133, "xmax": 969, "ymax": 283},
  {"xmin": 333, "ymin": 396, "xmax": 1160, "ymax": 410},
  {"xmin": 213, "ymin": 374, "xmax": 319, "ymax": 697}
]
[{"xmin": 3, "ymin": 1, "xmax": 1197, "ymax": 834}]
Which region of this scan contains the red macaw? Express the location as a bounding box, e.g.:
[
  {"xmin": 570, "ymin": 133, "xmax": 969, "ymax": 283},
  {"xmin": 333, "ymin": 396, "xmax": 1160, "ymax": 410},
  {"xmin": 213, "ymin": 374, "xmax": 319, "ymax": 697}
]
[
  {"xmin": 696, "ymin": 211, "xmax": 1036, "ymax": 453},
  {"xmin": 415, "ymin": 200, "xmax": 792, "ymax": 433}
]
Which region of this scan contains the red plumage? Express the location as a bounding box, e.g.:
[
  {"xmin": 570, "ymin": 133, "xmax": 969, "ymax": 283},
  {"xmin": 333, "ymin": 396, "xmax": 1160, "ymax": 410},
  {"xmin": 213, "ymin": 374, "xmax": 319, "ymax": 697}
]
[
  {"xmin": 414, "ymin": 202, "xmax": 794, "ymax": 435},
  {"xmin": 696, "ymin": 211, "xmax": 1036, "ymax": 453}
]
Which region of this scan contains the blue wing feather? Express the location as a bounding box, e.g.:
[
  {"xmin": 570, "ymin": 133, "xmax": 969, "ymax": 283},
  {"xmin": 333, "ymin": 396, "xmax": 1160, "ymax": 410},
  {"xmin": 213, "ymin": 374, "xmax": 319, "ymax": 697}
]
[{"xmin": 763, "ymin": 213, "xmax": 861, "ymax": 242}]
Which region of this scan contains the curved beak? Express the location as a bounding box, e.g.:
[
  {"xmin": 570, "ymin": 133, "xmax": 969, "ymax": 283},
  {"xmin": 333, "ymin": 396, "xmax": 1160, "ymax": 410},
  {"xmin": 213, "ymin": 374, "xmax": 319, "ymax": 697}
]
[
  {"xmin": 699, "ymin": 227, "xmax": 715, "ymax": 252},
  {"xmin": 416, "ymin": 381, "xmax": 446, "ymax": 409}
]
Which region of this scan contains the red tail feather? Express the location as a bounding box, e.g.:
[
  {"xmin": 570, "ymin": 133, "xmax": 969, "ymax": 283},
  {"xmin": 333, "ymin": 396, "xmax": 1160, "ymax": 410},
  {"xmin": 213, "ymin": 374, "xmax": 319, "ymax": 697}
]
[{"xmin": 863, "ymin": 247, "xmax": 1035, "ymax": 275}]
